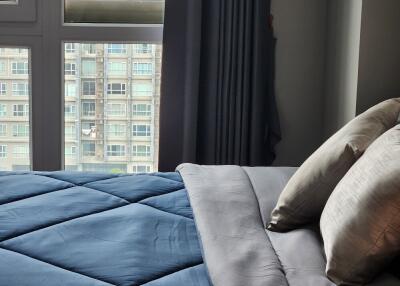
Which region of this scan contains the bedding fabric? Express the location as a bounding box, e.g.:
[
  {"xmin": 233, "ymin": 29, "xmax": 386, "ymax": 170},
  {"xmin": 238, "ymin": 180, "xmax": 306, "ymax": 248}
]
[
  {"xmin": 1, "ymin": 167, "xmax": 399, "ymax": 286},
  {"xmin": 178, "ymin": 164, "xmax": 400, "ymax": 286},
  {"xmin": 0, "ymin": 171, "xmax": 211, "ymax": 286}
]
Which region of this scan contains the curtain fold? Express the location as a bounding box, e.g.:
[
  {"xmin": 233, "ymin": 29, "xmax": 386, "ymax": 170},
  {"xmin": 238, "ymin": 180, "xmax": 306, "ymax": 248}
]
[{"xmin": 159, "ymin": 0, "xmax": 280, "ymax": 171}]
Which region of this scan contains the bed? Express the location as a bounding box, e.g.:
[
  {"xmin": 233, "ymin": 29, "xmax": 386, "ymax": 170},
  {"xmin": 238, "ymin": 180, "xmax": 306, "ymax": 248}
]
[{"xmin": 0, "ymin": 165, "xmax": 399, "ymax": 286}]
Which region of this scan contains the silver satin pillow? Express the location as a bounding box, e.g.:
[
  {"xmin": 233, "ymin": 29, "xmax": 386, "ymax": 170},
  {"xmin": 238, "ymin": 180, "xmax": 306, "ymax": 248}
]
[
  {"xmin": 320, "ymin": 125, "xmax": 400, "ymax": 285},
  {"xmin": 268, "ymin": 98, "xmax": 400, "ymax": 232}
]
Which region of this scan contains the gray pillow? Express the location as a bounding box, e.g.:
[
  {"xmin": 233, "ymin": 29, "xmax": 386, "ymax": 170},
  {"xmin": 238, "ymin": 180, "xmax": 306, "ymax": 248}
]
[
  {"xmin": 320, "ymin": 125, "xmax": 400, "ymax": 285},
  {"xmin": 268, "ymin": 98, "xmax": 400, "ymax": 232}
]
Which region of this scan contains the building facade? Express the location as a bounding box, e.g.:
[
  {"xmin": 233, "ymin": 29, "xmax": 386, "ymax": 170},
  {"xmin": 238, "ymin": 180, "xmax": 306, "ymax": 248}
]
[{"xmin": 0, "ymin": 43, "xmax": 161, "ymax": 173}]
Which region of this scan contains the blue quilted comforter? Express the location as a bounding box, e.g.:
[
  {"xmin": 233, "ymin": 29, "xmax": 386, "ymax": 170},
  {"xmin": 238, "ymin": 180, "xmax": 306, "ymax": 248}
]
[{"xmin": 0, "ymin": 171, "xmax": 211, "ymax": 286}]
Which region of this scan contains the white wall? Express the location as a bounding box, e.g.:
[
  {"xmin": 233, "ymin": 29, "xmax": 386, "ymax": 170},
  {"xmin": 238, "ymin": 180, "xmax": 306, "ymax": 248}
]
[
  {"xmin": 323, "ymin": 0, "xmax": 362, "ymax": 138},
  {"xmin": 356, "ymin": 0, "xmax": 400, "ymax": 114},
  {"xmin": 271, "ymin": 0, "xmax": 328, "ymax": 166}
]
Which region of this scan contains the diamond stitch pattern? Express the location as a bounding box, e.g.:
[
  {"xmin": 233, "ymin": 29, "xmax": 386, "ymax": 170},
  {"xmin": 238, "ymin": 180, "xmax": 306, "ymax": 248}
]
[{"xmin": 0, "ymin": 172, "xmax": 211, "ymax": 286}]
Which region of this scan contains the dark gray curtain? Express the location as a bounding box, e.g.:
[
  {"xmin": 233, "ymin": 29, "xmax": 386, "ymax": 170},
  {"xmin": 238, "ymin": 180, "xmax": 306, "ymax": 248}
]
[{"xmin": 159, "ymin": 0, "xmax": 280, "ymax": 171}]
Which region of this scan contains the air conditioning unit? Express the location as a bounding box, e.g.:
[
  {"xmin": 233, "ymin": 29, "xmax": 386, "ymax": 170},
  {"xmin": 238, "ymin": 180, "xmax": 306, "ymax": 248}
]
[
  {"xmin": 97, "ymin": 58, "xmax": 104, "ymax": 63},
  {"xmin": 98, "ymin": 72, "xmax": 104, "ymax": 77}
]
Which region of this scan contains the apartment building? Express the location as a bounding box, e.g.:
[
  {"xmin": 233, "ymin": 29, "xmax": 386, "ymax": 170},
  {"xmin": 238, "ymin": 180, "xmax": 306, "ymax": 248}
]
[{"xmin": 0, "ymin": 43, "xmax": 161, "ymax": 173}]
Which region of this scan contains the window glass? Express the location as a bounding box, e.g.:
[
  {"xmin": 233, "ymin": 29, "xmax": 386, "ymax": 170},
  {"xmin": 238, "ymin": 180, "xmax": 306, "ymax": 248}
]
[
  {"xmin": 133, "ymin": 62, "xmax": 153, "ymax": 75},
  {"xmin": 82, "ymin": 80, "xmax": 96, "ymax": 96},
  {"xmin": 133, "ymin": 104, "xmax": 151, "ymax": 117},
  {"xmin": 0, "ymin": 47, "xmax": 31, "ymax": 171},
  {"xmin": 108, "ymin": 44, "xmax": 127, "ymax": 54},
  {"xmin": 82, "ymin": 59, "xmax": 96, "ymax": 76},
  {"xmin": 108, "ymin": 62, "xmax": 127, "ymax": 76},
  {"xmin": 64, "ymin": 43, "xmax": 161, "ymax": 173},
  {"xmin": 65, "ymin": 82, "xmax": 77, "ymax": 97},
  {"xmin": 64, "ymin": 0, "xmax": 165, "ymax": 24}
]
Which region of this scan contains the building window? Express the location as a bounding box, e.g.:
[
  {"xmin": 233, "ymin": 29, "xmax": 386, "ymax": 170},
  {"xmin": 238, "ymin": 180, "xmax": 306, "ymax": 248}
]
[
  {"xmin": 65, "ymin": 104, "xmax": 76, "ymax": 117},
  {"xmin": 135, "ymin": 44, "xmax": 152, "ymax": 54},
  {"xmin": 0, "ymin": 124, "xmax": 6, "ymax": 136},
  {"xmin": 65, "ymin": 43, "xmax": 76, "ymax": 53},
  {"xmin": 65, "ymin": 63, "xmax": 76, "ymax": 75},
  {"xmin": 107, "ymin": 83, "xmax": 126, "ymax": 95},
  {"xmin": 0, "ymin": 104, "xmax": 7, "ymax": 117},
  {"xmin": 12, "ymin": 124, "xmax": 29, "ymax": 137},
  {"xmin": 82, "ymin": 141, "xmax": 95, "ymax": 156},
  {"xmin": 13, "ymin": 145, "xmax": 29, "ymax": 159},
  {"xmin": 107, "ymin": 103, "xmax": 126, "ymax": 116},
  {"xmin": 107, "ymin": 44, "xmax": 127, "ymax": 54},
  {"xmin": 107, "ymin": 145, "xmax": 125, "ymax": 156},
  {"xmin": 82, "ymin": 101, "xmax": 96, "ymax": 116},
  {"xmin": 133, "ymin": 165, "xmax": 151, "ymax": 174},
  {"xmin": 133, "ymin": 63, "xmax": 153, "ymax": 75},
  {"xmin": 0, "ymin": 145, "xmax": 7, "ymax": 158},
  {"xmin": 133, "ymin": 83, "xmax": 153, "ymax": 97},
  {"xmin": 133, "ymin": 104, "xmax": 151, "ymax": 116},
  {"xmin": 65, "ymin": 82, "xmax": 77, "ymax": 97},
  {"xmin": 0, "ymin": 61, "xmax": 6, "ymax": 75},
  {"xmin": 132, "ymin": 124, "xmax": 151, "ymax": 137},
  {"xmin": 108, "ymin": 62, "xmax": 127, "ymax": 76},
  {"xmin": 82, "ymin": 44, "xmax": 96, "ymax": 55},
  {"xmin": 107, "ymin": 124, "xmax": 126, "ymax": 137},
  {"xmin": 65, "ymin": 145, "xmax": 77, "ymax": 156},
  {"xmin": 12, "ymin": 82, "xmax": 29, "ymax": 96},
  {"xmin": 0, "ymin": 82, "xmax": 6, "ymax": 95},
  {"xmin": 132, "ymin": 145, "xmax": 151, "ymax": 157},
  {"xmin": 65, "ymin": 125, "xmax": 76, "ymax": 138},
  {"xmin": 82, "ymin": 59, "xmax": 96, "ymax": 76},
  {"xmin": 82, "ymin": 80, "xmax": 96, "ymax": 95},
  {"xmin": 13, "ymin": 104, "xmax": 29, "ymax": 117},
  {"xmin": 11, "ymin": 62, "xmax": 29, "ymax": 75}
]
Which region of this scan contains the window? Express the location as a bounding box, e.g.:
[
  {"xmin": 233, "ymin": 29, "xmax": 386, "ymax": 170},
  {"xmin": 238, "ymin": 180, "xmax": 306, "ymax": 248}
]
[
  {"xmin": 65, "ymin": 82, "xmax": 77, "ymax": 97},
  {"xmin": 65, "ymin": 104, "xmax": 76, "ymax": 117},
  {"xmin": 108, "ymin": 124, "xmax": 126, "ymax": 137},
  {"xmin": 0, "ymin": 47, "xmax": 31, "ymax": 171},
  {"xmin": 108, "ymin": 44, "xmax": 127, "ymax": 54},
  {"xmin": 82, "ymin": 59, "xmax": 96, "ymax": 76},
  {"xmin": 107, "ymin": 83, "xmax": 126, "ymax": 95},
  {"xmin": 133, "ymin": 145, "xmax": 151, "ymax": 157},
  {"xmin": 0, "ymin": 145, "xmax": 7, "ymax": 158},
  {"xmin": 133, "ymin": 63, "xmax": 153, "ymax": 75},
  {"xmin": 13, "ymin": 145, "xmax": 29, "ymax": 159},
  {"xmin": 65, "ymin": 63, "xmax": 76, "ymax": 75},
  {"xmin": 0, "ymin": 82, "xmax": 6, "ymax": 95},
  {"xmin": 64, "ymin": 43, "xmax": 161, "ymax": 173},
  {"xmin": 64, "ymin": 0, "xmax": 165, "ymax": 24},
  {"xmin": 65, "ymin": 125, "xmax": 76, "ymax": 138},
  {"xmin": 133, "ymin": 165, "xmax": 151, "ymax": 174},
  {"xmin": 0, "ymin": 61, "xmax": 6, "ymax": 75},
  {"xmin": 11, "ymin": 62, "xmax": 29, "ymax": 75},
  {"xmin": 13, "ymin": 104, "xmax": 29, "ymax": 117},
  {"xmin": 0, "ymin": 104, "xmax": 6, "ymax": 117},
  {"xmin": 82, "ymin": 80, "xmax": 96, "ymax": 96},
  {"xmin": 133, "ymin": 124, "xmax": 151, "ymax": 137},
  {"xmin": 135, "ymin": 44, "xmax": 153, "ymax": 54},
  {"xmin": 133, "ymin": 83, "xmax": 153, "ymax": 97},
  {"xmin": 82, "ymin": 141, "xmax": 95, "ymax": 156},
  {"xmin": 82, "ymin": 101, "xmax": 96, "ymax": 116},
  {"xmin": 0, "ymin": 124, "xmax": 6, "ymax": 136},
  {"xmin": 65, "ymin": 43, "xmax": 76, "ymax": 53},
  {"xmin": 133, "ymin": 104, "xmax": 151, "ymax": 116},
  {"xmin": 82, "ymin": 44, "xmax": 96, "ymax": 55},
  {"xmin": 12, "ymin": 82, "xmax": 29, "ymax": 96},
  {"xmin": 108, "ymin": 62, "xmax": 127, "ymax": 76},
  {"xmin": 107, "ymin": 103, "xmax": 126, "ymax": 116},
  {"xmin": 12, "ymin": 124, "xmax": 29, "ymax": 137},
  {"xmin": 107, "ymin": 145, "xmax": 125, "ymax": 157},
  {"xmin": 65, "ymin": 145, "xmax": 77, "ymax": 156}
]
